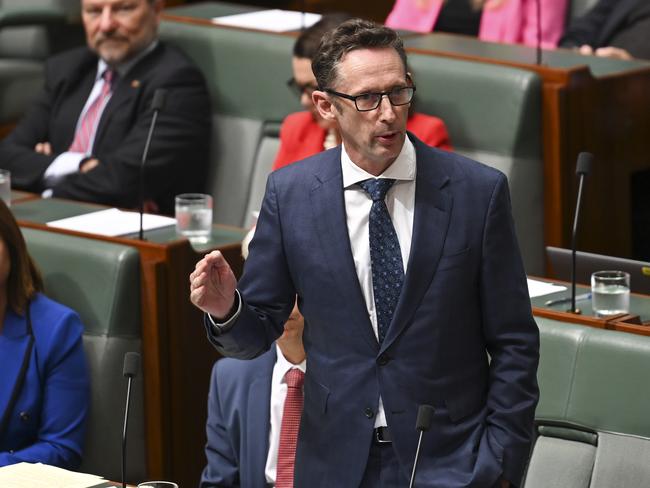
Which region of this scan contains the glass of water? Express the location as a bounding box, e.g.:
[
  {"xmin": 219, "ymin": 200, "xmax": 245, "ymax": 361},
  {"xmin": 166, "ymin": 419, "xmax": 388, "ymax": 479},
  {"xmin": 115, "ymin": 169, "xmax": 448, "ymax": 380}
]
[
  {"xmin": 175, "ymin": 193, "xmax": 213, "ymax": 244},
  {"xmin": 591, "ymin": 270, "xmax": 630, "ymax": 316},
  {"xmin": 0, "ymin": 169, "xmax": 10, "ymax": 207}
]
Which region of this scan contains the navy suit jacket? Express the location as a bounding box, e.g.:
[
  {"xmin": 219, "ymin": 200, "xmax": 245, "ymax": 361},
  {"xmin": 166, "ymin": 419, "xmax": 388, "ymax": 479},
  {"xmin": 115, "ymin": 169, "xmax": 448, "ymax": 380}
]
[
  {"xmin": 200, "ymin": 348, "xmax": 276, "ymax": 487},
  {"xmin": 0, "ymin": 43, "xmax": 211, "ymax": 214},
  {"xmin": 208, "ymin": 134, "xmax": 539, "ymax": 487},
  {"xmin": 0, "ymin": 293, "xmax": 89, "ymax": 468}
]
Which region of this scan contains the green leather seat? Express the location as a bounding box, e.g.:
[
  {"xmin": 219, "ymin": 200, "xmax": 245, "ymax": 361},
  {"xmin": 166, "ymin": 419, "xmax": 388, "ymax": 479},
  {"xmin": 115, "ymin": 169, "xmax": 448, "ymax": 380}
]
[
  {"xmin": 0, "ymin": 0, "xmax": 83, "ymax": 124},
  {"xmin": 23, "ymin": 228, "xmax": 146, "ymax": 482},
  {"xmin": 525, "ymin": 318, "xmax": 650, "ymax": 487}
]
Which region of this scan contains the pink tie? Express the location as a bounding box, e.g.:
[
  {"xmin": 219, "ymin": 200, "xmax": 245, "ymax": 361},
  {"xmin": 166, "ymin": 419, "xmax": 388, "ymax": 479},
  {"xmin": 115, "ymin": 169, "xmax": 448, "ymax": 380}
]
[
  {"xmin": 68, "ymin": 69, "xmax": 114, "ymax": 154},
  {"xmin": 276, "ymin": 368, "xmax": 305, "ymax": 488}
]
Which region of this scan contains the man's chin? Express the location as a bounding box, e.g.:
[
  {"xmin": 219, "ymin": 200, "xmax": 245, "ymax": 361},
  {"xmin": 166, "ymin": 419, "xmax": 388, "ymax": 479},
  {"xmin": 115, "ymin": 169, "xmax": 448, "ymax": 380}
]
[{"xmin": 94, "ymin": 45, "xmax": 131, "ymax": 66}]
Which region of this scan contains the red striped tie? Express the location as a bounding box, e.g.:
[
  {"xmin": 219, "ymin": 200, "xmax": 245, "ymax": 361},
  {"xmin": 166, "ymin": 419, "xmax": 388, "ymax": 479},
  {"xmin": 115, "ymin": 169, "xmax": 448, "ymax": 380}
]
[
  {"xmin": 68, "ymin": 69, "xmax": 114, "ymax": 154},
  {"xmin": 276, "ymin": 368, "xmax": 304, "ymax": 488}
]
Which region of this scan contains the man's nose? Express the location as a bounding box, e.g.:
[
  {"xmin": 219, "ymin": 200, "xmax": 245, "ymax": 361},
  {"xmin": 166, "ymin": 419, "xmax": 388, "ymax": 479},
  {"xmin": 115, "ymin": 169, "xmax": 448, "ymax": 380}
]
[
  {"xmin": 99, "ymin": 7, "xmax": 117, "ymax": 31},
  {"xmin": 378, "ymin": 95, "xmax": 396, "ymax": 122}
]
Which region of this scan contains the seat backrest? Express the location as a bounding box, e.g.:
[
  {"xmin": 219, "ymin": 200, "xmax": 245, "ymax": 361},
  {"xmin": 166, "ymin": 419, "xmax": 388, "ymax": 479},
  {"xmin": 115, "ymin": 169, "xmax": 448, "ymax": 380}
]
[
  {"xmin": 159, "ymin": 20, "xmax": 301, "ymax": 227},
  {"xmin": 525, "ymin": 318, "xmax": 650, "ymax": 487},
  {"xmin": 0, "ymin": 59, "xmax": 43, "ymax": 124},
  {"xmin": 408, "ymin": 53, "xmax": 544, "ymax": 274},
  {"xmin": 22, "ymin": 227, "xmax": 146, "ymax": 482}
]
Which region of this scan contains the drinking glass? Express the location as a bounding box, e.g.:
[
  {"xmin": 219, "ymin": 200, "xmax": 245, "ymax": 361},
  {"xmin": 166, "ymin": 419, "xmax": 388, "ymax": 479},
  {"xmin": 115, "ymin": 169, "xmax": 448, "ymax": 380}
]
[
  {"xmin": 175, "ymin": 193, "xmax": 213, "ymax": 243},
  {"xmin": 591, "ymin": 270, "xmax": 630, "ymax": 316}
]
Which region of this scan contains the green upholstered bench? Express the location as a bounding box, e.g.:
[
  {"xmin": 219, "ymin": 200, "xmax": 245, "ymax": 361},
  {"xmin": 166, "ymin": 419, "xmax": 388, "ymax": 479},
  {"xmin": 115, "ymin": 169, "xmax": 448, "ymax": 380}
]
[
  {"xmin": 525, "ymin": 318, "xmax": 650, "ymax": 487},
  {"xmin": 0, "ymin": 1, "xmax": 83, "ymax": 124},
  {"xmin": 22, "ymin": 228, "xmax": 146, "ymax": 482},
  {"xmin": 159, "ymin": 20, "xmax": 301, "ymax": 228}
]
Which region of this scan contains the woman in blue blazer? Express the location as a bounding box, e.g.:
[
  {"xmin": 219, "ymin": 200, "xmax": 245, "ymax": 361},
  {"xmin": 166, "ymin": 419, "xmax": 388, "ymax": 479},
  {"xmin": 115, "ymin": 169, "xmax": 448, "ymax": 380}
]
[{"xmin": 0, "ymin": 199, "xmax": 89, "ymax": 468}]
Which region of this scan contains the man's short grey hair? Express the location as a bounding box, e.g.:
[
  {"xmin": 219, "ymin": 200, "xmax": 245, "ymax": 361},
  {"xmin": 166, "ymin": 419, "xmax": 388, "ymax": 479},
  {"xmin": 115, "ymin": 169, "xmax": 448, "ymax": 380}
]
[{"xmin": 311, "ymin": 18, "xmax": 408, "ymax": 91}]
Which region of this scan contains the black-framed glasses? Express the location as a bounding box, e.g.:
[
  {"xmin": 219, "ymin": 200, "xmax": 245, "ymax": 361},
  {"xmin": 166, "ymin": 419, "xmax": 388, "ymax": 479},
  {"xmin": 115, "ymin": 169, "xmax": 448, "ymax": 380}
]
[
  {"xmin": 325, "ymin": 86, "xmax": 416, "ymax": 112},
  {"xmin": 287, "ymin": 77, "xmax": 318, "ymax": 98}
]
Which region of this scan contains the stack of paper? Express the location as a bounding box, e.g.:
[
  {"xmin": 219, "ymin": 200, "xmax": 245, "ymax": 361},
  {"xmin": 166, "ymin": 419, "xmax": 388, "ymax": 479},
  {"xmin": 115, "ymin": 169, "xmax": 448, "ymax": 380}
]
[
  {"xmin": 0, "ymin": 462, "xmax": 108, "ymax": 488},
  {"xmin": 527, "ymin": 278, "xmax": 567, "ymax": 298},
  {"xmin": 212, "ymin": 9, "xmax": 321, "ymax": 32},
  {"xmin": 47, "ymin": 208, "xmax": 176, "ymax": 237}
]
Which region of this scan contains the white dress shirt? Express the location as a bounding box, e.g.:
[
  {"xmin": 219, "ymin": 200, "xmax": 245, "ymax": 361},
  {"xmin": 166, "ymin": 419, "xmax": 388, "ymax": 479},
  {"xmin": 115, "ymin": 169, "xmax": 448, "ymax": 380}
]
[
  {"xmin": 340, "ymin": 136, "xmax": 416, "ymax": 428},
  {"xmin": 264, "ymin": 344, "xmax": 307, "ymax": 485}
]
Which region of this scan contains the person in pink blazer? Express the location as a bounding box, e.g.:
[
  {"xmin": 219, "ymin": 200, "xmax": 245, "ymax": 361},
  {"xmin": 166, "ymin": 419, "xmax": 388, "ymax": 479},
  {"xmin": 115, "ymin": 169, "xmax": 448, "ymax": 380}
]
[{"xmin": 386, "ymin": 0, "xmax": 568, "ymax": 48}]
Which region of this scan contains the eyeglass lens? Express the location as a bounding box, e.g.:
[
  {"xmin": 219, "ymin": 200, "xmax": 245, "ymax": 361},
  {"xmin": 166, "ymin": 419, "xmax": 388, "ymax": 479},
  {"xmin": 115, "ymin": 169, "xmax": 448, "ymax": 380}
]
[{"xmin": 356, "ymin": 87, "xmax": 414, "ymax": 111}]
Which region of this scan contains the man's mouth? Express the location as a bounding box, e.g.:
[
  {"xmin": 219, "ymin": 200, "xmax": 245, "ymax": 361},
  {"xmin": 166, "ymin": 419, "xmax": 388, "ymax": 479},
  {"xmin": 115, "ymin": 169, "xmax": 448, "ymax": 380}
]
[{"xmin": 376, "ymin": 131, "xmax": 399, "ymax": 144}]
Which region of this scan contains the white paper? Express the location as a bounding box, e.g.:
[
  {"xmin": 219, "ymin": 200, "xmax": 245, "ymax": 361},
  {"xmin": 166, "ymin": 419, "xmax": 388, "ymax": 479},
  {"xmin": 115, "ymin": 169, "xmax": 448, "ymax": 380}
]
[
  {"xmin": 527, "ymin": 278, "xmax": 567, "ymax": 298},
  {"xmin": 0, "ymin": 462, "xmax": 106, "ymax": 488},
  {"xmin": 47, "ymin": 208, "xmax": 176, "ymax": 236},
  {"xmin": 212, "ymin": 9, "xmax": 321, "ymax": 32}
]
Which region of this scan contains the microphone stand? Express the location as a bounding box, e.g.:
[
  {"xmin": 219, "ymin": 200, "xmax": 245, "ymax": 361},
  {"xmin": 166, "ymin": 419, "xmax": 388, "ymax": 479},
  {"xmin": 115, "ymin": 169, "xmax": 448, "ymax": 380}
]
[
  {"xmin": 139, "ymin": 89, "xmax": 167, "ymax": 240},
  {"xmin": 408, "ymin": 405, "xmax": 435, "ymax": 488},
  {"xmin": 569, "ymin": 152, "xmax": 593, "ymax": 314},
  {"xmin": 122, "ymin": 352, "xmax": 140, "ymax": 488}
]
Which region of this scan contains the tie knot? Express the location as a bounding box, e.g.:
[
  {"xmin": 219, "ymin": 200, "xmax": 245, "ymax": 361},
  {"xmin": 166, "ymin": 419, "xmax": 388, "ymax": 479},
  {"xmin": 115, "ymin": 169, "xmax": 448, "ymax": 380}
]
[
  {"xmin": 103, "ymin": 69, "xmax": 115, "ymax": 87},
  {"xmin": 358, "ymin": 178, "xmax": 396, "ymax": 202},
  {"xmin": 285, "ymin": 368, "xmax": 305, "ymax": 388}
]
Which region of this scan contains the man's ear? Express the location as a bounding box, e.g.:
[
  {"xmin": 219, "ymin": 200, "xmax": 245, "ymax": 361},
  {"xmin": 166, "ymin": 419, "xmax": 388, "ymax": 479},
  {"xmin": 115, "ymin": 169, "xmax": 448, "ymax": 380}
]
[{"xmin": 312, "ymin": 90, "xmax": 338, "ymax": 123}]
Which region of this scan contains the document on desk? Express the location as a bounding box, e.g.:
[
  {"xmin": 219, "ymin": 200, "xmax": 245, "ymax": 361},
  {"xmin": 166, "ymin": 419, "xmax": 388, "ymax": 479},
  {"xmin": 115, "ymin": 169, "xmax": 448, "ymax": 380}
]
[
  {"xmin": 212, "ymin": 9, "xmax": 321, "ymax": 32},
  {"xmin": 0, "ymin": 462, "xmax": 108, "ymax": 488},
  {"xmin": 47, "ymin": 208, "xmax": 176, "ymax": 237},
  {"xmin": 527, "ymin": 278, "xmax": 567, "ymax": 298}
]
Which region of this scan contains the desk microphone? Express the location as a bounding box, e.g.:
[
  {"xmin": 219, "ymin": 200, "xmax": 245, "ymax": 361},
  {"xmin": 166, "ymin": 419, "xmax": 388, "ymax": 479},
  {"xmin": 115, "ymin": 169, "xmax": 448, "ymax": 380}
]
[
  {"xmin": 139, "ymin": 88, "xmax": 167, "ymax": 240},
  {"xmin": 569, "ymin": 152, "xmax": 593, "ymax": 314},
  {"xmin": 408, "ymin": 404, "xmax": 435, "ymax": 488},
  {"xmin": 122, "ymin": 352, "xmax": 140, "ymax": 488}
]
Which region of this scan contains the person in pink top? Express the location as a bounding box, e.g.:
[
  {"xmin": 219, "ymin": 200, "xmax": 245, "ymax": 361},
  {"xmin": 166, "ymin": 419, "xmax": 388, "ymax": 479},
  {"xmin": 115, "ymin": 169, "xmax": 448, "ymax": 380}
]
[{"xmin": 386, "ymin": 0, "xmax": 568, "ymax": 49}]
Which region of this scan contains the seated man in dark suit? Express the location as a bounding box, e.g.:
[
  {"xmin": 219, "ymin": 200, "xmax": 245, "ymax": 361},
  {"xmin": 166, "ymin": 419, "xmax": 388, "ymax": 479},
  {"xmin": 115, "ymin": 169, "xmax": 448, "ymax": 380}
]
[
  {"xmin": 0, "ymin": 0, "xmax": 211, "ymax": 214},
  {"xmin": 560, "ymin": 0, "xmax": 650, "ymax": 60},
  {"xmin": 200, "ymin": 303, "xmax": 305, "ymax": 487}
]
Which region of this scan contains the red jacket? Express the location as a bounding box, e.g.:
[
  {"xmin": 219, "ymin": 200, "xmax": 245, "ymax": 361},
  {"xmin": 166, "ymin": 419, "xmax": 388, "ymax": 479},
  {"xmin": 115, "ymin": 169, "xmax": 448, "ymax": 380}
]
[{"xmin": 272, "ymin": 111, "xmax": 452, "ymax": 171}]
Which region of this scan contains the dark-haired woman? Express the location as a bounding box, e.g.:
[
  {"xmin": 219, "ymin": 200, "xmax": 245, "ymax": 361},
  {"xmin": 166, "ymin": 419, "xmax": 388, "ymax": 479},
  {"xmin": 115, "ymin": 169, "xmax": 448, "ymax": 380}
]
[{"xmin": 0, "ymin": 199, "xmax": 89, "ymax": 468}]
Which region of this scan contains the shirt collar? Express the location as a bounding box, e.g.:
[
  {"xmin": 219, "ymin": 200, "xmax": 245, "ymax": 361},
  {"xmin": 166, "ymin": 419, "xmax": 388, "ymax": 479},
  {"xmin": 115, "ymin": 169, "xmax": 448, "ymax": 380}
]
[
  {"xmin": 96, "ymin": 39, "xmax": 159, "ymax": 81},
  {"xmin": 274, "ymin": 343, "xmax": 306, "ymax": 382},
  {"xmin": 341, "ymin": 135, "xmax": 416, "ymax": 189}
]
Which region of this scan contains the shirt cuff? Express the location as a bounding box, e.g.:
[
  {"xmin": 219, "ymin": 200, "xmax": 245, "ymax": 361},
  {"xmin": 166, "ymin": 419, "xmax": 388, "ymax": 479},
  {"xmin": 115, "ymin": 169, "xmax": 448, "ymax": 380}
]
[
  {"xmin": 206, "ymin": 290, "xmax": 242, "ymax": 335},
  {"xmin": 43, "ymin": 151, "xmax": 86, "ymax": 186}
]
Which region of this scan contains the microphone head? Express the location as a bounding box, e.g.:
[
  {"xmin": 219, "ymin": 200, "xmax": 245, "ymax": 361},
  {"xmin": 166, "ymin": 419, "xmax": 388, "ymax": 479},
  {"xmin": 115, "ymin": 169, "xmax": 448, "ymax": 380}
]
[
  {"xmin": 151, "ymin": 88, "xmax": 167, "ymax": 112},
  {"xmin": 415, "ymin": 404, "xmax": 435, "ymax": 432},
  {"xmin": 576, "ymin": 152, "xmax": 593, "ymax": 176},
  {"xmin": 123, "ymin": 352, "xmax": 140, "ymax": 378}
]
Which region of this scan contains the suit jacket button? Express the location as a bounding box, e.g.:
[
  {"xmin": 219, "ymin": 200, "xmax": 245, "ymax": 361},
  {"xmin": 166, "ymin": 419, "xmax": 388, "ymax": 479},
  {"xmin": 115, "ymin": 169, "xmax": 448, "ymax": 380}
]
[
  {"xmin": 364, "ymin": 407, "xmax": 374, "ymax": 419},
  {"xmin": 19, "ymin": 411, "xmax": 29, "ymax": 422},
  {"xmin": 377, "ymin": 353, "xmax": 390, "ymax": 366}
]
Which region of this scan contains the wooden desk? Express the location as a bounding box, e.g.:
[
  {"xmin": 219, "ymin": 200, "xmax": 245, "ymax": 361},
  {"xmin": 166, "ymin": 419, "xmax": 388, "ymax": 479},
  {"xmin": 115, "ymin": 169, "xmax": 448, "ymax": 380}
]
[
  {"xmin": 530, "ymin": 277, "xmax": 650, "ymax": 336},
  {"xmin": 404, "ymin": 33, "xmax": 650, "ymax": 260},
  {"xmin": 11, "ymin": 198, "xmax": 246, "ymax": 488}
]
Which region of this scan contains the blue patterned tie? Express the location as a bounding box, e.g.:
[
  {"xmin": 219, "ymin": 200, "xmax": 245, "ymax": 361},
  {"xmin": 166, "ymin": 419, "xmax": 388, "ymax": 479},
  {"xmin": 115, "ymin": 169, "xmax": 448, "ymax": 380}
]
[{"xmin": 358, "ymin": 178, "xmax": 404, "ymax": 343}]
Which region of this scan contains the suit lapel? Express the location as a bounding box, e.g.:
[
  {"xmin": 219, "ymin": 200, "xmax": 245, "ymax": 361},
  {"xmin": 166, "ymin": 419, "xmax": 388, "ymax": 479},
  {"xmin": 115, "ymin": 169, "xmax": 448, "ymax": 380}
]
[
  {"xmin": 246, "ymin": 349, "xmax": 275, "ymax": 485},
  {"xmin": 58, "ymin": 54, "xmax": 98, "ymax": 149},
  {"xmin": 309, "ymin": 148, "xmax": 379, "ymax": 351},
  {"xmin": 0, "ymin": 312, "xmax": 31, "ymax": 425},
  {"xmin": 94, "ymin": 45, "xmax": 164, "ymax": 145},
  {"xmin": 382, "ymin": 136, "xmax": 453, "ymax": 351}
]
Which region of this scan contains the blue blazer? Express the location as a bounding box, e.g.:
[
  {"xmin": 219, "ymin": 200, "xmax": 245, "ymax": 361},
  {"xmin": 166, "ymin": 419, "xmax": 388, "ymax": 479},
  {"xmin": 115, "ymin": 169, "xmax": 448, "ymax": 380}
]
[
  {"xmin": 208, "ymin": 135, "xmax": 539, "ymax": 487},
  {"xmin": 0, "ymin": 293, "xmax": 89, "ymax": 468},
  {"xmin": 200, "ymin": 348, "xmax": 276, "ymax": 487}
]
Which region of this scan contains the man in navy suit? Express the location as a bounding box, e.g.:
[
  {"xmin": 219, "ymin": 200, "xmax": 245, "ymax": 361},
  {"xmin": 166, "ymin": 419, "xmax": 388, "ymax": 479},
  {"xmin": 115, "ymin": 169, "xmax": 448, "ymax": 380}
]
[
  {"xmin": 200, "ymin": 305, "xmax": 305, "ymax": 487},
  {"xmin": 0, "ymin": 0, "xmax": 210, "ymax": 214},
  {"xmin": 191, "ymin": 19, "xmax": 539, "ymax": 488}
]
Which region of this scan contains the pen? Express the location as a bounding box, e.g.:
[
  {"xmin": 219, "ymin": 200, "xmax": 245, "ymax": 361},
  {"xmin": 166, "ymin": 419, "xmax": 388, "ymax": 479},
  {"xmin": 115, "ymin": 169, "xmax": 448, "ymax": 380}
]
[{"xmin": 544, "ymin": 293, "xmax": 591, "ymax": 307}]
